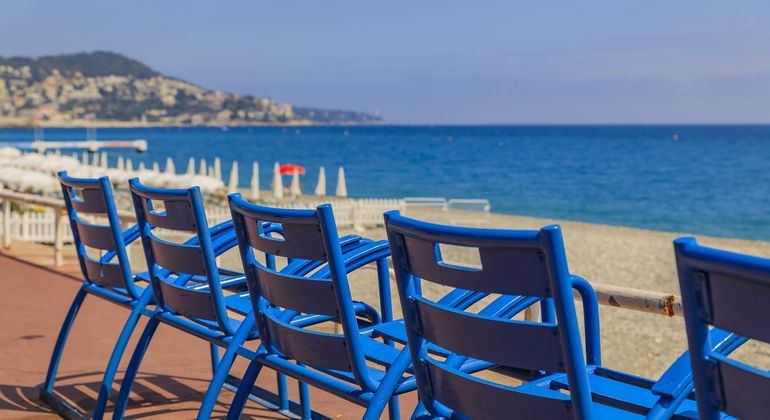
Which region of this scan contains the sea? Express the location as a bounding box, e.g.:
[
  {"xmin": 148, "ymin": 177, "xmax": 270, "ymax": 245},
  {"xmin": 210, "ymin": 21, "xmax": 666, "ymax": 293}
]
[{"xmin": 1, "ymin": 125, "xmax": 769, "ymax": 241}]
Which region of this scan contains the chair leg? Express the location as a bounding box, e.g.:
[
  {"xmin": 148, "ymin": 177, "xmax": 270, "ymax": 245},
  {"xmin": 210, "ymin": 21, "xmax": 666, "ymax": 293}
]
[
  {"xmin": 296, "ymin": 364, "xmax": 311, "ymax": 420},
  {"xmin": 111, "ymin": 316, "xmax": 161, "ymax": 420},
  {"xmin": 42, "ymin": 287, "xmax": 88, "ymax": 393},
  {"xmin": 226, "ymin": 356, "xmax": 266, "ymax": 420},
  {"xmin": 388, "ymin": 395, "xmax": 401, "ymax": 420},
  {"xmin": 277, "ymin": 371, "xmax": 289, "ymax": 411},
  {"xmin": 362, "ymin": 348, "xmax": 412, "ymax": 420},
  {"xmin": 209, "ymin": 343, "xmax": 220, "ymax": 373},
  {"xmin": 196, "ymin": 315, "xmax": 255, "ymax": 420},
  {"xmin": 91, "ymin": 290, "xmax": 153, "ymax": 420}
]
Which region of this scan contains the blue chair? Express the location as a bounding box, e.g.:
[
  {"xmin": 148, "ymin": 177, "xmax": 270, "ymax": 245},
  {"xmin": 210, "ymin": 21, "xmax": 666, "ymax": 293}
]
[
  {"xmin": 44, "ymin": 172, "xmax": 235, "ymax": 418},
  {"xmin": 384, "ymin": 211, "xmax": 720, "ymax": 419},
  {"xmin": 675, "ymin": 237, "xmax": 763, "ymax": 420},
  {"xmin": 42, "ymin": 171, "xmax": 236, "ymax": 419},
  {"xmin": 113, "ymin": 180, "xmax": 387, "ymax": 419},
  {"xmin": 226, "ymin": 195, "xmax": 435, "ymax": 420}
]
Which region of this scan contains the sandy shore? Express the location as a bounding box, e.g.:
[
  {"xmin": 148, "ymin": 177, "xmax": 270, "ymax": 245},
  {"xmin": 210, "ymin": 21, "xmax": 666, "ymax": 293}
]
[{"xmin": 131, "ymin": 206, "xmax": 770, "ymax": 380}]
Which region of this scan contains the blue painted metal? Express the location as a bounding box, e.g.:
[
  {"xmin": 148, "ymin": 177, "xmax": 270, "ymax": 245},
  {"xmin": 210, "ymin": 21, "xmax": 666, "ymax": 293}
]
[
  {"xmin": 674, "ymin": 237, "xmax": 760, "ymax": 420},
  {"xmin": 111, "ymin": 178, "xmax": 269, "ymax": 420},
  {"xmin": 113, "ymin": 182, "xmax": 389, "ymax": 419},
  {"xmin": 384, "ymin": 211, "xmax": 719, "ymax": 419},
  {"xmin": 40, "ymin": 171, "xmax": 157, "ymax": 420},
  {"xmin": 41, "ymin": 171, "xmax": 241, "ymax": 420},
  {"xmin": 226, "ymin": 195, "xmax": 414, "ymax": 420}
]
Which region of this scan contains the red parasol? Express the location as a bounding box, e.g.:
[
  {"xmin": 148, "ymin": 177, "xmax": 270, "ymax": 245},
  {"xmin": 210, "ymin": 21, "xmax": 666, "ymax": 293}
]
[{"xmin": 279, "ymin": 164, "xmax": 306, "ymax": 175}]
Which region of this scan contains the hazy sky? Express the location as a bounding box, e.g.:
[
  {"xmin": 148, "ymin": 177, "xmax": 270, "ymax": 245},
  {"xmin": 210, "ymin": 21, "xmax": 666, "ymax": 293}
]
[{"xmin": 2, "ymin": 1, "xmax": 770, "ymax": 124}]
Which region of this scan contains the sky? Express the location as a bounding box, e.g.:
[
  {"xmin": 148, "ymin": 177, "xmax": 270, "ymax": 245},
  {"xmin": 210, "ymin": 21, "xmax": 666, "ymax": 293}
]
[{"xmin": 1, "ymin": 1, "xmax": 770, "ymax": 124}]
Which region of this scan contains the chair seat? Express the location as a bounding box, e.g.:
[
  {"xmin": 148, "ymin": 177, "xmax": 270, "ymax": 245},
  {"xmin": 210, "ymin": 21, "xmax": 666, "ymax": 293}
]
[
  {"xmin": 224, "ymin": 292, "xmax": 253, "ymax": 315},
  {"xmin": 548, "ymin": 369, "xmax": 699, "ymax": 419}
]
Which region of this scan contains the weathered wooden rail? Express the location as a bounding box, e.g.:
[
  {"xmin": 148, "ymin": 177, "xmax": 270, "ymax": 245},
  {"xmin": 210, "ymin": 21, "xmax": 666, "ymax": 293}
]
[{"xmin": 362, "ymin": 263, "xmax": 683, "ymax": 319}]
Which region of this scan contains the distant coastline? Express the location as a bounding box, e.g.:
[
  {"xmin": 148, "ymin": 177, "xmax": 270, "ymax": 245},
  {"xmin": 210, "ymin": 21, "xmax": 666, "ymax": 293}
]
[
  {"xmin": 0, "ymin": 118, "xmax": 384, "ymax": 129},
  {"xmin": 0, "ymin": 51, "xmax": 383, "ymax": 127}
]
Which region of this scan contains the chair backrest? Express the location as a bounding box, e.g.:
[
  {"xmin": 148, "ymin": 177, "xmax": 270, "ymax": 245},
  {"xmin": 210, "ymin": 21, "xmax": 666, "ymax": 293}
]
[
  {"xmin": 228, "ymin": 193, "xmax": 378, "ymax": 390},
  {"xmin": 129, "ymin": 178, "xmax": 234, "ymax": 335},
  {"xmin": 59, "ymin": 171, "xmax": 138, "ymax": 299},
  {"xmin": 384, "ymin": 210, "xmax": 594, "ymax": 419},
  {"xmin": 675, "ymin": 237, "xmax": 770, "ymax": 420}
]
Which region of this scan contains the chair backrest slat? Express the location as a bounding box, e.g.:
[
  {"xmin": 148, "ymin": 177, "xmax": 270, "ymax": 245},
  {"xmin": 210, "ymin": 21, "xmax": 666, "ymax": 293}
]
[
  {"xmin": 413, "ymin": 296, "xmax": 564, "ymax": 372},
  {"xmin": 240, "ymin": 206, "xmax": 327, "ymax": 260},
  {"xmin": 70, "ymin": 187, "xmax": 109, "ymax": 214},
  {"xmin": 142, "ymin": 199, "xmax": 197, "ymax": 231},
  {"xmin": 255, "ymin": 266, "xmax": 338, "ymax": 317},
  {"xmin": 82, "ymin": 255, "xmax": 126, "ymax": 288},
  {"xmin": 157, "ymin": 280, "xmax": 217, "ymax": 320},
  {"xmin": 714, "ymin": 354, "xmax": 770, "ymax": 418},
  {"xmin": 424, "ymin": 358, "xmax": 572, "ymax": 420},
  {"xmin": 699, "ymin": 271, "xmax": 770, "ymax": 343},
  {"xmin": 402, "ymin": 235, "xmax": 551, "ymax": 296},
  {"xmin": 385, "ymin": 211, "xmax": 594, "ymax": 419},
  {"xmin": 263, "ymin": 314, "xmax": 351, "ymax": 371},
  {"xmin": 74, "ymin": 219, "xmax": 116, "ymax": 251},
  {"xmin": 59, "ymin": 171, "xmax": 137, "ymax": 298},
  {"xmin": 675, "ymin": 237, "xmax": 770, "ymax": 419},
  {"xmin": 148, "ymin": 233, "xmax": 207, "ymax": 276}
]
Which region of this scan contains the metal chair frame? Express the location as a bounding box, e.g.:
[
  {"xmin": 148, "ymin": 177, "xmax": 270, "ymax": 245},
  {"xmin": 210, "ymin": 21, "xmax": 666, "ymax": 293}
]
[{"xmin": 41, "ymin": 171, "xmax": 235, "ymax": 419}]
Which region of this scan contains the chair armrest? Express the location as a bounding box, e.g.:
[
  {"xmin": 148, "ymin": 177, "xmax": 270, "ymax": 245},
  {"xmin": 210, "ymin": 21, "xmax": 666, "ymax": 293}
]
[
  {"xmin": 651, "ymin": 328, "xmax": 745, "ymax": 398},
  {"xmin": 571, "ymin": 275, "xmax": 601, "ymax": 366}
]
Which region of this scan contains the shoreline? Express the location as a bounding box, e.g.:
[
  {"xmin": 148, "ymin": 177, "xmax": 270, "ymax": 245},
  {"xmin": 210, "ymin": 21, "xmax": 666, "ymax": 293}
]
[{"xmin": 0, "ymin": 119, "xmax": 385, "ymax": 129}]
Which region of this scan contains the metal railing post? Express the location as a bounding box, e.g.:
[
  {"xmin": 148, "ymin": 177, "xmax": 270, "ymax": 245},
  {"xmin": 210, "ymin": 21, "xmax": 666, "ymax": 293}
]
[
  {"xmin": 2, "ymin": 196, "xmax": 10, "ymax": 249},
  {"xmin": 53, "ymin": 208, "xmax": 65, "ymax": 266}
]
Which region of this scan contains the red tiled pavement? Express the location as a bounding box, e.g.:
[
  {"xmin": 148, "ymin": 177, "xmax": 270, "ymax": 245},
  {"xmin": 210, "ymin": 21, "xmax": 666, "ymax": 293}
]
[{"xmin": 0, "ymin": 253, "xmax": 417, "ymax": 419}]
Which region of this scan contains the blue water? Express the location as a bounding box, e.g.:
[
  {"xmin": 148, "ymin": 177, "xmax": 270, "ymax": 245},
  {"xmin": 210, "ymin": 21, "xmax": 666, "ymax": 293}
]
[{"xmin": 2, "ymin": 125, "xmax": 769, "ymax": 241}]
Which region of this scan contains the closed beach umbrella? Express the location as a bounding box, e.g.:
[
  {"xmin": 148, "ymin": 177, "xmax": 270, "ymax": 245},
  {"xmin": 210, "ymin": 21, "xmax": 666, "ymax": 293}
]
[
  {"xmin": 81, "ymin": 151, "xmax": 89, "ymax": 166},
  {"xmin": 186, "ymin": 157, "xmax": 195, "ymax": 175},
  {"xmin": 165, "ymin": 157, "xmax": 175, "ymax": 175},
  {"xmin": 290, "ymin": 168, "xmax": 301, "ymax": 197},
  {"xmin": 272, "ymin": 161, "xmax": 283, "ymax": 199},
  {"xmin": 117, "ymin": 156, "xmax": 125, "ymax": 171},
  {"xmin": 100, "ymin": 152, "xmax": 108, "ymax": 169},
  {"xmin": 314, "ymin": 166, "xmax": 326, "ymax": 196},
  {"xmin": 228, "ymin": 161, "xmax": 239, "ymax": 194},
  {"xmin": 138, "ymin": 162, "xmax": 146, "ymax": 171},
  {"xmin": 91, "ymin": 152, "xmax": 99, "ymax": 167},
  {"xmin": 199, "ymin": 158, "xmax": 207, "ymax": 176},
  {"xmin": 336, "ymin": 166, "xmax": 347, "ymax": 197},
  {"xmin": 152, "ymin": 162, "xmax": 160, "ymax": 173},
  {"xmin": 126, "ymin": 158, "xmax": 134, "ymax": 172},
  {"xmin": 250, "ymin": 161, "xmax": 260, "ymax": 200},
  {"xmin": 214, "ymin": 157, "xmax": 222, "ymax": 181},
  {"xmin": 208, "ymin": 166, "xmax": 216, "ymax": 178}
]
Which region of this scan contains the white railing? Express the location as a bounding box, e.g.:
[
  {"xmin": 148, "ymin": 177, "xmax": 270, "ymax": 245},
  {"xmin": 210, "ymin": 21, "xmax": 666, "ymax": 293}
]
[
  {"xmin": 268, "ymin": 198, "xmax": 405, "ymax": 230},
  {"xmin": 404, "ymin": 197, "xmax": 448, "ymax": 209},
  {"xmin": 0, "ymin": 210, "xmax": 74, "ymax": 243},
  {"xmin": 448, "ymin": 198, "xmax": 491, "ymax": 212}
]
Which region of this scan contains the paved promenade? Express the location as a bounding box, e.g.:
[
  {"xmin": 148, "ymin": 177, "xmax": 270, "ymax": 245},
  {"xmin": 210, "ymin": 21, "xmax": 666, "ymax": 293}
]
[{"xmin": 0, "ymin": 244, "xmax": 415, "ymax": 419}]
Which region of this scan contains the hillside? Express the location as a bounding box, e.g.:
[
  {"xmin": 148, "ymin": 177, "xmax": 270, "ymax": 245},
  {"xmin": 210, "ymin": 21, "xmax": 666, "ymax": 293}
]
[{"xmin": 0, "ymin": 51, "xmax": 382, "ymax": 127}]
